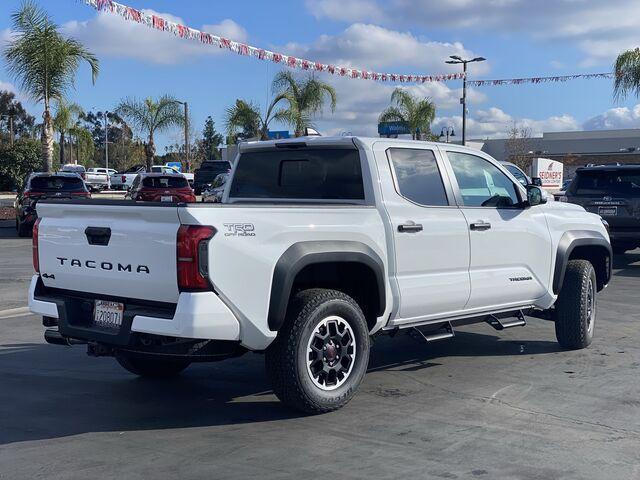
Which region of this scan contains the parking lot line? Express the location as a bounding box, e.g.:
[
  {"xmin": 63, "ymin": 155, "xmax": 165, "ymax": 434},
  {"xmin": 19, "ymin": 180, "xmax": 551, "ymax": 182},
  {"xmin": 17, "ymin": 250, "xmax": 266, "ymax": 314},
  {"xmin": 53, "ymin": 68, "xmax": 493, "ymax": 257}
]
[{"xmin": 0, "ymin": 306, "xmax": 31, "ymax": 319}]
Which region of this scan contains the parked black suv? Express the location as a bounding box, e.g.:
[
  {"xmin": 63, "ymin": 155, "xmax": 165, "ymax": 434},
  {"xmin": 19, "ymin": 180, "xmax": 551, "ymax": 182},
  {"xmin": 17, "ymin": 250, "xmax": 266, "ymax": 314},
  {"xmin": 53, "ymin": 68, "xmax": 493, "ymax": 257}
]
[
  {"xmin": 193, "ymin": 161, "xmax": 231, "ymax": 194},
  {"xmin": 563, "ymin": 165, "xmax": 640, "ymax": 253},
  {"xmin": 15, "ymin": 172, "xmax": 90, "ymax": 237}
]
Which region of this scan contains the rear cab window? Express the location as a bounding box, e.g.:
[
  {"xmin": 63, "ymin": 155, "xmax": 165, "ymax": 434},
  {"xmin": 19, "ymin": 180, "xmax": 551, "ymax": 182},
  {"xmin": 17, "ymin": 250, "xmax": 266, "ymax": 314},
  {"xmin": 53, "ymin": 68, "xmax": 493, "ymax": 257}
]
[{"xmin": 228, "ymin": 147, "xmax": 365, "ymax": 202}]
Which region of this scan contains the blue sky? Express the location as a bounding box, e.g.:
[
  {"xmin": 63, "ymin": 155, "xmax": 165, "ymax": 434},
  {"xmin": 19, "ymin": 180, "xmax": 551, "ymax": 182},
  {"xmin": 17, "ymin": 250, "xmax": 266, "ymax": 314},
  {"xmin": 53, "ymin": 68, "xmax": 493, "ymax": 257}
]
[{"xmin": 2, "ymin": 0, "xmax": 640, "ymax": 150}]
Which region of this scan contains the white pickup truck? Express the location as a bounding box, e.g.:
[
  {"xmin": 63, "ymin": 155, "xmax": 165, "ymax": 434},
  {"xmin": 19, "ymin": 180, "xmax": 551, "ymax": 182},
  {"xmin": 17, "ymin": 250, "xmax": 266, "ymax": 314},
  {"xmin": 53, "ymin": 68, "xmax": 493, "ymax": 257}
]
[
  {"xmin": 29, "ymin": 136, "xmax": 611, "ymax": 413},
  {"xmin": 85, "ymin": 167, "xmax": 117, "ymax": 191}
]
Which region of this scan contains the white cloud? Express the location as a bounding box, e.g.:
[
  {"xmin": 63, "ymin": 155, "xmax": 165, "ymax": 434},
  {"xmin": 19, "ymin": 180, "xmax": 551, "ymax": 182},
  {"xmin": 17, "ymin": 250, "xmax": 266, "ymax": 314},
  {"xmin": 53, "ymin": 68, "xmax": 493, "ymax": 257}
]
[
  {"xmin": 280, "ymin": 23, "xmax": 489, "ymax": 74},
  {"xmin": 308, "ymin": 75, "xmax": 486, "ymax": 136},
  {"xmin": 433, "ymin": 107, "xmax": 580, "ymax": 139},
  {"xmin": 62, "ymin": 11, "xmax": 247, "ymax": 65},
  {"xmin": 583, "ymin": 104, "xmax": 640, "ymax": 130},
  {"xmin": 310, "ymin": 0, "xmax": 640, "ymax": 66}
]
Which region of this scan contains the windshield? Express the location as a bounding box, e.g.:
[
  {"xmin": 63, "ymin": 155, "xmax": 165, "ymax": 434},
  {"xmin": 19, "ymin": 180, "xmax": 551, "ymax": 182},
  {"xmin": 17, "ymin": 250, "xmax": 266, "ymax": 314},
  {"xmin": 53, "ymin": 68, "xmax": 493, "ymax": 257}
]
[
  {"xmin": 574, "ymin": 169, "xmax": 640, "ymax": 196},
  {"xmin": 29, "ymin": 176, "xmax": 85, "ymax": 192},
  {"xmin": 142, "ymin": 176, "xmax": 189, "ymax": 188}
]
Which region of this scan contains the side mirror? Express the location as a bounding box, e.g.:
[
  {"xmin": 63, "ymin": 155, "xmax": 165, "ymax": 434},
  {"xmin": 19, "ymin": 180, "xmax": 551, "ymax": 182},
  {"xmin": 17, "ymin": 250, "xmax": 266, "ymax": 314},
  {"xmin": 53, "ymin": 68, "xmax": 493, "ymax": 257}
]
[
  {"xmin": 531, "ymin": 177, "xmax": 542, "ymax": 187},
  {"xmin": 526, "ymin": 185, "xmax": 547, "ymax": 207}
]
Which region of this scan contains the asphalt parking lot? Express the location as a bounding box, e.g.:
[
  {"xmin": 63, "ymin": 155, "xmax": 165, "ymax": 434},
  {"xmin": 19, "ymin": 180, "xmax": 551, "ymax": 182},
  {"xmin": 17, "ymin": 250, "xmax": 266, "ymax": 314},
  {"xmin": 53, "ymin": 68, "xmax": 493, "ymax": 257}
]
[{"xmin": 1, "ymin": 218, "xmax": 639, "ymax": 480}]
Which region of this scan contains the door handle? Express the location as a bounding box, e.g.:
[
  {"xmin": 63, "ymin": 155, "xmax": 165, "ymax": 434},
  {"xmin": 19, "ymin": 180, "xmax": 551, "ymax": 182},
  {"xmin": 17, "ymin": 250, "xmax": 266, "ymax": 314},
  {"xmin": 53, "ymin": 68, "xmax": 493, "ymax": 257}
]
[
  {"xmin": 470, "ymin": 221, "xmax": 491, "ymax": 231},
  {"xmin": 398, "ymin": 222, "xmax": 423, "ymax": 233}
]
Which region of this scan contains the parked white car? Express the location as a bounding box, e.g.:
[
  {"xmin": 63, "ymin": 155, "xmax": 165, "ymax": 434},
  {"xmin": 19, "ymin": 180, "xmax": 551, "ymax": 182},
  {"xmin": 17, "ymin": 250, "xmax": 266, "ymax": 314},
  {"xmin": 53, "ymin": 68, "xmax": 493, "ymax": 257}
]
[
  {"xmin": 85, "ymin": 167, "xmax": 117, "ymax": 191},
  {"xmin": 111, "ymin": 164, "xmax": 193, "ymax": 190},
  {"xmin": 30, "ymin": 136, "xmax": 611, "ymax": 413}
]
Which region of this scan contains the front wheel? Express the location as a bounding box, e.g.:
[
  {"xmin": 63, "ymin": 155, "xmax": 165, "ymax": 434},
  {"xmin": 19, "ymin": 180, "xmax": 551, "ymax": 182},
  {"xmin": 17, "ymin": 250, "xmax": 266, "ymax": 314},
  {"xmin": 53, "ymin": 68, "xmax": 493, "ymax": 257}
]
[
  {"xmin": 554, "ymin": 259, "xmax": 597, "ymax": 349},
  {"xmin": 115, "ymin": 352, "xmax": 191, "ymax": 378},
  {"xmin": 265, "ymin": 289, "xmax": 370, "ymax": 414}
]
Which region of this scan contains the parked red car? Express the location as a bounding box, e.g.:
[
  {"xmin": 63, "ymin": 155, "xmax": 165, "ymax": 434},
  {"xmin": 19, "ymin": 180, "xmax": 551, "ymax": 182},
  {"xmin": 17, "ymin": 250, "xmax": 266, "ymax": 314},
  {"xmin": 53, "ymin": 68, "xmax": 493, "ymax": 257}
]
[{"xmin": 126, "ymin": 173, "xmax": 196, "ymax": 203}]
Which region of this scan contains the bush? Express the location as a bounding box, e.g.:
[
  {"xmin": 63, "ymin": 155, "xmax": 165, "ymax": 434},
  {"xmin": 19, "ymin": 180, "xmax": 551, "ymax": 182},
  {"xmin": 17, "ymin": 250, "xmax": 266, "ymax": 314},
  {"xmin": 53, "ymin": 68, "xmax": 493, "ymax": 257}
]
[{"xmin": 0, "ymin": 139, "xmax": 42, "ymax": 191}]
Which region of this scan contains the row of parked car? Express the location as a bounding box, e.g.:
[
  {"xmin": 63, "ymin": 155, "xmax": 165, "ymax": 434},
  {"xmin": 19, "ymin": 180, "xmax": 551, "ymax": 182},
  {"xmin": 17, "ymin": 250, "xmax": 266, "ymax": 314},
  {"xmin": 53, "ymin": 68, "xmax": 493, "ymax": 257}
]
[{"xmin": 14, "ymin": 160, "xmax": 233, "ymax": 237}]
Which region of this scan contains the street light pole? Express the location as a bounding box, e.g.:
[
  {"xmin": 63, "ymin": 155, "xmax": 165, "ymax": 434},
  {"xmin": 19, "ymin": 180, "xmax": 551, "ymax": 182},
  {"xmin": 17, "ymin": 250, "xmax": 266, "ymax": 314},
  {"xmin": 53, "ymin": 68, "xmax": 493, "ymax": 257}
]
[{"xmin": 446, "ymin": 55, "xmax": 486, "ymax": 146}]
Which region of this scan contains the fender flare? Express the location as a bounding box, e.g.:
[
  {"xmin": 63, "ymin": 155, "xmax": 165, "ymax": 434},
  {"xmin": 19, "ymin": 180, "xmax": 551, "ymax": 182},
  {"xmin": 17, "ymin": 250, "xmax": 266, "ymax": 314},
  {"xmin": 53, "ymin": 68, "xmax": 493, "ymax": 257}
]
[
  {"xmin": 552, "ymin": 230, "xmax": 612, "ymax": 294},
  {"xmin": 267, "ymin": 241, "xmax": 386, "ymax": 331}
]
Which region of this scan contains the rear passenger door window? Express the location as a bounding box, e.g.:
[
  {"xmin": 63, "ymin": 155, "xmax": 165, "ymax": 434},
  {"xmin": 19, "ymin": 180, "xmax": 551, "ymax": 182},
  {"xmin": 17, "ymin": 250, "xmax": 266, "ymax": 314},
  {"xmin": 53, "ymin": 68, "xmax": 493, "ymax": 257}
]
[{"xmin": 387, "ymin": 148, "xmax": 449, "ymax": 206}]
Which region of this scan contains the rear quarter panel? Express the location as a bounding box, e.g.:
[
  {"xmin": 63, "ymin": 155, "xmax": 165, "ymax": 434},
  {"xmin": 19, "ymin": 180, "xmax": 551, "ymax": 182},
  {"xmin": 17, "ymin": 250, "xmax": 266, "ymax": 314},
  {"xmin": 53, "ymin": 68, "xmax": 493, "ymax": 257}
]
[{"xmin": 178, "ymin": 205, "xmax": 389, "ymax": 349}]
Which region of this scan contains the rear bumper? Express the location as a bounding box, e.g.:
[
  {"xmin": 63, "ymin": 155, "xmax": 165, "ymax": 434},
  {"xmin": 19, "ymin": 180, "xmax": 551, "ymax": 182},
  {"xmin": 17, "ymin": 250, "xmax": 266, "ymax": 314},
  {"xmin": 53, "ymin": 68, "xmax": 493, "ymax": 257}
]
[{"xmin": 28, "ymin": 276, "xmax": 240, "ymax": 345}]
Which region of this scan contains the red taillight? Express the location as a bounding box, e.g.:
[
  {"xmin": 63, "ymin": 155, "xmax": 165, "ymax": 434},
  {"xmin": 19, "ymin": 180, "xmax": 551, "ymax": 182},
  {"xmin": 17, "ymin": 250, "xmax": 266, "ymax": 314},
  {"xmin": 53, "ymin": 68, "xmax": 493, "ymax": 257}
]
[
  {"xmin": 32, "ymin": 218, "xmax": 40, "ymax": 273},
  {"xmin": 176, "ymin": 225, "xmax": 215, "ymax": 291}
]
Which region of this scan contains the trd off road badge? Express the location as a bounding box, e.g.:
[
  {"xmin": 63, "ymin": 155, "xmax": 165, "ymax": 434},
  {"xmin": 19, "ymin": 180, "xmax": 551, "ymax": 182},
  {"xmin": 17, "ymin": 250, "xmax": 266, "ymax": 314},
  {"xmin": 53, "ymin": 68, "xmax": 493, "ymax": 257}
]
[{"xmin": 223, "ymin": 223, "xmax": 256, "ymax": 237}]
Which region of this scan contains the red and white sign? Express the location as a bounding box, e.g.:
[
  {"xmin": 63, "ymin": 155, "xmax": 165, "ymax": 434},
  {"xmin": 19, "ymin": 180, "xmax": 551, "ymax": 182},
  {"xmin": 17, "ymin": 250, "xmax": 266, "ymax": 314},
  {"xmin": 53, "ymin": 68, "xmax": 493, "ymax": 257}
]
[{"xmin": 531, "ymin": 158, "xmax": 564, "ymax": 190}]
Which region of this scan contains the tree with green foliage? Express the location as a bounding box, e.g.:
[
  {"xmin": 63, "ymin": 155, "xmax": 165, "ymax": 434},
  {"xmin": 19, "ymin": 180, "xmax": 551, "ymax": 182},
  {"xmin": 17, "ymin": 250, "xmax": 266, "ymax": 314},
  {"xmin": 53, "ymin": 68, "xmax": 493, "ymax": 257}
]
[
  {"xmin": 53, "ymin": 99, "xmax": 83, "ymax": 165},
  {"xmin": 3, "ymin": 1, "xmax": 99, "ymax": 172},
  {"xmin": 199, "ymin": 116, "xmax": 224, "ymax": 160},
  {"xmin": 378, "ymin": 88, "xmax": 436, "ymax": 140},
  {"xmin": 225, "ymin": 95, "xmax": 295, "ymax": 143},
  {"xmin": 0, "ymin": 138, "xmax": 41, "ymax": 190},
  {"xmin": 0, "ymin": 90, "xmax": 35, "ymax": 141},
  {"xmin": 614, "ymin": 48, "xmax": 640, "ymax": 100},
  {"xmin": 272, "ymin": 71, "xmax": 336, "ymax": 136},
  {"xmin": 116, "ymin": 95, "xmax": 184, "ymax": 169}
]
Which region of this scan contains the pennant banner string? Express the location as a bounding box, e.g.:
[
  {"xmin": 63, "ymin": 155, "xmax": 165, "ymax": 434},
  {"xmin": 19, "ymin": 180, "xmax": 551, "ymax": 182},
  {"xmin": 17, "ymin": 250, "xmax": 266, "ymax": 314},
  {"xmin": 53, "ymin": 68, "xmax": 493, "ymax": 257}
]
[
  {"xmin": 468, "ymin": 72, "xmax": 614, "ymax": 87},
  {"xmin": 82, "ymin": 1, "xmax": 616, "ymax": 87},
  {"xmin": 83, "ymin": 0, "xmax": 464, "ymax": 84}
]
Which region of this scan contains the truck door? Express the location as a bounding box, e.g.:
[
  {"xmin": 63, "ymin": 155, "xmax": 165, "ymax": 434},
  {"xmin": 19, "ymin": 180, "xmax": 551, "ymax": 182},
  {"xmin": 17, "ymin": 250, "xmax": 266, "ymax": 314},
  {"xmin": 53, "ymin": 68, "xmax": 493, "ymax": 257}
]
[
  {"xmin": 375, "ymin": 145, "xmax": 471, "ymax": 325},
  {"xmin": 441, "ymin": 149, "xmax": 551, "ymax": 310}
]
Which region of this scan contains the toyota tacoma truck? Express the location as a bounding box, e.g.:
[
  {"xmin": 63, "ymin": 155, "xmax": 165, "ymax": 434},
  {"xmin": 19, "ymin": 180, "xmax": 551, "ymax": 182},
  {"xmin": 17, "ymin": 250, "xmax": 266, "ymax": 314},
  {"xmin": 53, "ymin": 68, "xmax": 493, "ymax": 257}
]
[{"xmin": 29, "ymin": 137, "xmax": 612, "ymax": 413}]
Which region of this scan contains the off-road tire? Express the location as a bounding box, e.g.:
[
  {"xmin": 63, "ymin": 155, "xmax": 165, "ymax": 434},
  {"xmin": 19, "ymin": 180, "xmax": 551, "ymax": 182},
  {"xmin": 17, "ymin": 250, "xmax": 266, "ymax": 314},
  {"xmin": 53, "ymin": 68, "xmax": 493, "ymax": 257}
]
[
  {"xmin": 554, "ymin": 259, "xmax": 597, "ymax": 350},
  {"xmin": 115, "ymin": 352, "xmax": 191, "ymax": 378},
  {"xmin": 265, "ymin": 289, "xmax": 370, "ymax": 414}
]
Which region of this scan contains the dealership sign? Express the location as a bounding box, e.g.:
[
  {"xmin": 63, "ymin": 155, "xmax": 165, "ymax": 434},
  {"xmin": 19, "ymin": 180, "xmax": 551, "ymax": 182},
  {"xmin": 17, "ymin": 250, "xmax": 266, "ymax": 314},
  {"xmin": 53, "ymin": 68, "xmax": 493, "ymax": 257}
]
[{"xmin": 531, "ymin": 158, "xmax": 563, "ymax": 190}]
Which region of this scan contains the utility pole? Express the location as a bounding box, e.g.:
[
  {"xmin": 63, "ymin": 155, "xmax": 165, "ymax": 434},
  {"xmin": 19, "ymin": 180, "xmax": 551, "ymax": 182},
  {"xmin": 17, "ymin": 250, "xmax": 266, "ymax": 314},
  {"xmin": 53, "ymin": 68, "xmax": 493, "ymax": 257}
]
[
  {"xmin": 9, "ymin": 115, "xmax": 14, "ymax": 147},
  {"xmin": 445, "ymin": 55, "xmax": 486, "ymax": 146},
  {"xmin": 104, "ymin": 111, "xmax": 110, "ymax": 187},
  {"xmin": 184, "ymin": 102, "xmax": 190, "ymax": 172}
]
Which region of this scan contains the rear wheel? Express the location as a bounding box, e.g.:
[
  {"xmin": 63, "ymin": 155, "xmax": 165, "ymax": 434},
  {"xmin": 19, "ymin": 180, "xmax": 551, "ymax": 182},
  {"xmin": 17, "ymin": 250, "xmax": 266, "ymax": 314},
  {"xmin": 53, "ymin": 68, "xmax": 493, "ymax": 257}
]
[
  {"xmin": 554, "ymin": 259, "xmax": 597, "ymax": 349},
  {"xmin": 115, "ymin": 352, "xmax": 191, "ymax": 378},
  {"xmin": 265, "ymin": 289, "xmax": 370, "ymax": 414}
]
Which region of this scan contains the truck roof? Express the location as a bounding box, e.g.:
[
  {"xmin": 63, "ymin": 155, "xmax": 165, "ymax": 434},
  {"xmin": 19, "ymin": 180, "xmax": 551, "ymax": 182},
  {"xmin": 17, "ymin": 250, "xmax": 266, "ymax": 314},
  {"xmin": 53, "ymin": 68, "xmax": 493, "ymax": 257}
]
[{"xmin": 239, "ymin": 135, "xmax": 472, "ymax": 152}]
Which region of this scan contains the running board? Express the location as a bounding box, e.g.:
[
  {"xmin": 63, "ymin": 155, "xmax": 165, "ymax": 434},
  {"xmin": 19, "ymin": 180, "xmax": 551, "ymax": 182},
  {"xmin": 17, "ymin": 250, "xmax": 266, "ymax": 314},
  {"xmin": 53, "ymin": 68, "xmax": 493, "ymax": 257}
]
[
  {"xmin": 410, "ymin": 322, "xmax": 455, "ymax": 343},
  {"xmin": 486, "ymin": 310, "xmax": 527, "ymax": 331}
]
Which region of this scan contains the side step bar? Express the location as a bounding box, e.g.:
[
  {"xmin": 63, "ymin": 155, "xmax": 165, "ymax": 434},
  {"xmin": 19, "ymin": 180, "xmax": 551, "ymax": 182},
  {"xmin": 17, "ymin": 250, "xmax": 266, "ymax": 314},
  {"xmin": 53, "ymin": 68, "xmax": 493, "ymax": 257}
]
[
  {"xmin": 486, "ymin": 310, "xmax": 527, "ymax": 331},
  {"xmin": 410, "ymin": 322, "xmax": 455, "ymax": 343}
]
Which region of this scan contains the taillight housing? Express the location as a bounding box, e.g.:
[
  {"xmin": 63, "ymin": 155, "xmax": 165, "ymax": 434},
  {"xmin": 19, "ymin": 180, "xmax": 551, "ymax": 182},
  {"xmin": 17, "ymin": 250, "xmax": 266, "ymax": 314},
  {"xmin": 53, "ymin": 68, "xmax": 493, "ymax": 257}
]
[
  {"xmin": 176, "ymin": 225, "xmax": 216, "ymax": 291},
  {"xmin": 32, "ymin": 217, "xmax": 41, "ymax": 273}
]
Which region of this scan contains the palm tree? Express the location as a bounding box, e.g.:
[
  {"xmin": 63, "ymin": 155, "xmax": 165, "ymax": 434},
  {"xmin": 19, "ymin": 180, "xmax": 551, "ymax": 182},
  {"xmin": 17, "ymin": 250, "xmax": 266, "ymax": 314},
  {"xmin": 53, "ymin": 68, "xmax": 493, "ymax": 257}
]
[
  {"xmin": 116, "ymin": 95, "xmax": 184, "ymax": 169},
  {"xmin": 272, "ymin": 71, "xmax": 337, "ymax": 136},
  {"xmin": 225, "ymin": 95, "xmax": 295, "ymax": 142},
  {"xmin": 614, "ymin": 48, "xmax": 640, "ymax": 100},
  {"xmin": 378, "ymin": 88, "xmax": 436, "ymax": 140},
  {"xmin": 4, "ymin": 1, "xmax": 99, "ymax": 171},
  {"xmin": 53, "ymin": 100, "xmax": 83, "ymax": 165}
]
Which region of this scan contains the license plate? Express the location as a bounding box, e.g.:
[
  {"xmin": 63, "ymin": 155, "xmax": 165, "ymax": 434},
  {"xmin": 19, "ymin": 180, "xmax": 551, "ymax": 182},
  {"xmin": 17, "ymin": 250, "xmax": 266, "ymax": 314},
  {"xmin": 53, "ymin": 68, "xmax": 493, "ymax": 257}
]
[
  {"xmin": 599, "ymin": 206, "xmax": 617, "ymax": 216},
  {"xmin": 93, "ymin": 300, "xmax": 124, "ymax": 328},
  {"xmin": 161, "ymin": 196, "xmax": 173, "ymax": 202}
]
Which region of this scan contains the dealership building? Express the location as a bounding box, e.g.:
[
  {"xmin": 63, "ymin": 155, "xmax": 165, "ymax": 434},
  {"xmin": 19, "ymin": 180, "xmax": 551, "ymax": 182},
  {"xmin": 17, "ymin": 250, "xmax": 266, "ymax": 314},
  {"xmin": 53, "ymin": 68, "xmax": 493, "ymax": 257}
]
[{"xmin": 471, "ymin": 129, "xmax": 640, "ymax": 178}]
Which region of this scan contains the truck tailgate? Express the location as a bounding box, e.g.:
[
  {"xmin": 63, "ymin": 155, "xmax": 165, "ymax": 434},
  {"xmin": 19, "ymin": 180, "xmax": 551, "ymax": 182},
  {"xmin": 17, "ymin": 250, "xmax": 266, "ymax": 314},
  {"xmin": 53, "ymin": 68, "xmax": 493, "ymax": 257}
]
[{"xmin": 36, "ymin": 202, "xmax": 181, "ymax": 303}]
